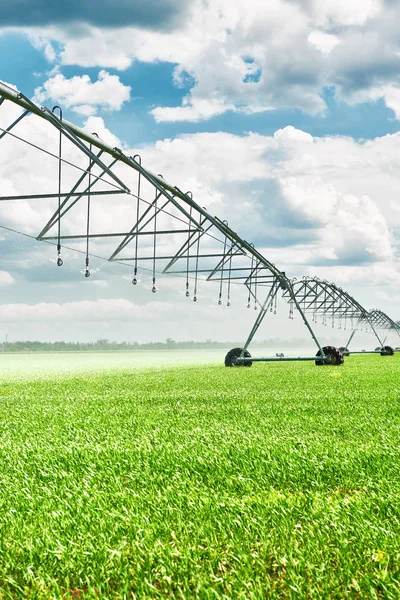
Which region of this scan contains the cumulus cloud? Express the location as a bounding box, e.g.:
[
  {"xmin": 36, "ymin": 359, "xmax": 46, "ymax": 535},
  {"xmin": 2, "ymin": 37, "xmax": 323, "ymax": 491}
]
[
  {"xmin": 8, "ymin": 0, "xmax": 400, "ymax": 122},
  {"xmin": 0, "ymin": 270, "xmax": 15, "ymax": 286},
  {"xmin": 298, "ymin": 0, "xmax": 383, "ymax": 27},
  {"xmin": 151, "ymin": 98, "xmax": 237, "ymax": 124},
  {"xmin": 72, "ymin": 104, "xmax": 97, "ymax": 117},
  {"xmin": 137, "ymin": 126, "xmax": 397, "ymax": 271},
  {"xmin": 308, "ymin": 31, "xmax": 341, "ymax": 55},
  {"xmin": 34, "ymin": 71, "xmax": 131, "ymax": 115},
  {"xmin": 82, "ymin": 116, "xmax": 122, "ymax": 147}
]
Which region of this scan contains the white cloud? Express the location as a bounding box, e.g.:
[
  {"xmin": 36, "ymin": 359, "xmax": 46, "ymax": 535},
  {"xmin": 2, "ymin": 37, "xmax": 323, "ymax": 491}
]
[
  {"xmin": 26, "ymin": 34, "xmax": 58, "ymax": 63},
  {"xmin": 43, "ymin": 43, "xmax": 57, "ymax": 62},
  {"xmin": 151, "ymin": 98, "xmax": 237, "ymax": 123},
  {"xmin": 82, "ymin": 116, "xmax": 122, "ymax": 147},
  {"xmin": 308, "ymin": 30, "xmax": 340, "ymax": 55},
  {"xmin": 34, "ymin": 70, "xmax": 131, "ymax": 115},
  {"xmin": 10, "ymin": 0, "xmax": 400, "ymax": 122},
  {"xmin": 354, "ymin": 84, "xmax": 400, "ymax": 120},
  {"xmin": 0, "ymin": 271, "xmax": 14, "ymax": 286},
  {"xmin": 73, "ymin": 104, "xmax": 97, "ymax": 117},
  {"xmin": 303, "ymin": 0, "xmax": 383, "ymax": 27},
  {"xmin": 135, "ymin": 130, "xmax": 400, "ymax": 317}
]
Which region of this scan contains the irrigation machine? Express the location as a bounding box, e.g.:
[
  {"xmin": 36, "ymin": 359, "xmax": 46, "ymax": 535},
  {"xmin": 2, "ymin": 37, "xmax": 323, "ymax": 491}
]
[{"xmin": 0, "ymin": 81, "xmax": 398, "ymax": 368}]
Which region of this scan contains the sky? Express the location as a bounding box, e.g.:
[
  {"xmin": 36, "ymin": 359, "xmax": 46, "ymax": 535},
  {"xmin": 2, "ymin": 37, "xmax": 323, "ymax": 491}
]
[{"xmin": 0, "ymin": 0, "xmax": 399, "ymax": 346}]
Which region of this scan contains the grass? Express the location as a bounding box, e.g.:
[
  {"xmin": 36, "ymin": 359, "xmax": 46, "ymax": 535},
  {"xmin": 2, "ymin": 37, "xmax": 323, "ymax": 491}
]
[{"xmin": 0, "ymin": 353, "xmax": 399, "ymax": 598}]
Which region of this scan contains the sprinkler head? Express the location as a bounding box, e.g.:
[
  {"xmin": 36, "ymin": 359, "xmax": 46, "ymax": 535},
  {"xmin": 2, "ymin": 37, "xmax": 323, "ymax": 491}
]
[
  {"xmin": 84, "ymin": 269, "xmax": 90, "ymax": 278},
  {"xmin": 218, "ymin": 300, "xmax": 222, "ymax": 306},
  {"xmin": 185, "ymin": 291, "xmax": 190, "ymax": 297},
  {"xmin": 57, "ymin": 257, "xmax": 63, "ymax": 267},
  {"xmin": 132, "ymin": 278, "xmax": 137, "ymax": 285},
  {"xmin": 152, "ymin": 286, "xmax": 157, "ymax": 293},
  {"xmin": 193, "ymin": 296, "xmax": 197, "ymax": 302},
  {"xmin": 227, "ymin": 302, "xmax": 230, "ymax": 307}
]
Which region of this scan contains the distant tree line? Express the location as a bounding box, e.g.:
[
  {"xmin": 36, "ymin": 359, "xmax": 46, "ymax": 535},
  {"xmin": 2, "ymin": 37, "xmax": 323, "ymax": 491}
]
[{"xmin": 0, "ymin": 337, "xmax": 319, "ymax": 353}]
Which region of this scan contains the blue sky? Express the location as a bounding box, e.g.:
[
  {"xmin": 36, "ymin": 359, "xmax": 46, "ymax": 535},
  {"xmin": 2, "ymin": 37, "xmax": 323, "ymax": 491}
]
[{"xmin": 0, "ymin": 0, "xmax": 399, "ymax": 343}]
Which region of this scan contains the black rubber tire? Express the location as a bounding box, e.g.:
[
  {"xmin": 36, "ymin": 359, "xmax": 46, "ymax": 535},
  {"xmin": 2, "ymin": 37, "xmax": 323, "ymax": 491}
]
[
  {"xmin": 339, "ymin": 346, "xmax": 350, "ymax": 357},
  {"xmin": 225, "ymin": 347, "xmax": 252, "ymax": 367},
  {"xmin": 380, "ymin": 345, "xmax": 394, "ymax": 356},
  {"xmin": 315, "ymin": 345, "xmax": 344, "ymax": 366}
]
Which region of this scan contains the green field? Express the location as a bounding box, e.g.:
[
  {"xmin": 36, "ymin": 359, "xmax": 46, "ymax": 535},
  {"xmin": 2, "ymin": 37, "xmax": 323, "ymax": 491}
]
[{"xmin": 0, "ymin": 353, "xmax": 399, "ymax": 599}]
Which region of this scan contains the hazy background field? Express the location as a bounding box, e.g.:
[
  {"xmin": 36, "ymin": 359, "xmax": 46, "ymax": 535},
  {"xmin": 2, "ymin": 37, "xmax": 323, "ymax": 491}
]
[{"xmin": 0, "ymin": 348, "xmax": 323, "ymax": 379}]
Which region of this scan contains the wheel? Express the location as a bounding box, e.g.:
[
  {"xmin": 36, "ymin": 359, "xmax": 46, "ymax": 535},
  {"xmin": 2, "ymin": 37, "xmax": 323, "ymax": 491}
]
[
  {"xmin": 225, "ymin": 347, "xmax": 252, "ymax": 367},
  {"xmin": 315, "ymin": 345, "xmax": 344, "ymax": 366},
  {"xmin": 339, "ymin": 346, "xmax": 350, "ymax": 357},
  {"xmin": 380, "ymin": 345, "xmax": 394, "ymax": 356}
]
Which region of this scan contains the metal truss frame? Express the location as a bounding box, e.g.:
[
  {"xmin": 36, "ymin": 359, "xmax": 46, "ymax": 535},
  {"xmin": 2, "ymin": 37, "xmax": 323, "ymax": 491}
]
[
  {"xmin": 0, "ymin": 81, "xmax": 398, "ymax": 366},
  {"xmin": 340, "ymin": 307, "xmax": 400, "ymax": 354},
  {"xmin": 281, "ymin": 277, "xmax": 399, "ymax": 356}
]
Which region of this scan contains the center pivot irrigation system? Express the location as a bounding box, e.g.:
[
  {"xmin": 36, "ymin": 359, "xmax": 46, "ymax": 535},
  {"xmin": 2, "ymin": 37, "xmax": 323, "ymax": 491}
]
[{"xmin": 0, "ymin": 81, "xmax": 398, "ymax": 367}]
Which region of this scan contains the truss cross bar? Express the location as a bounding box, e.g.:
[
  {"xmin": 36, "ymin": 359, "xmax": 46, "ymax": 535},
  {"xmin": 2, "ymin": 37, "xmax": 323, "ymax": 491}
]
[
  {"xmin": 245, "ymin": 263, "xmax": 265, "ymax": 286},
  {"xmin": 37, "ymin": 154, "xmax": 117, "ymax": 240},
  {"xmin": 116, "ymin": 254, "xmax": 229, "ymax": 262},
  {"xmin": 163, "ymin": 217, "xmax": 211, "ymax": 272},
  {"xmin": 331, "ymin": 303, "xmax": 354, "ymax": 316},
  {"xmin": 206, "ymin": 246, "xmax": 246, "ymax": 281},
  {"xmin": 43, "ymin": 229, "xmax": 198, "ymax": 241},
  {"xmin": 164, "ymin": 268, "xmax": 247, "ymax": 275},
  {"xmin": 163, "ymin": 253, "xmax": 232, "ymax": 260},
  {"xmin": 305, "ymin": 291, "xmax": 339, "ymax": 312},
  {"xmin": 37, "ymin": 147, "xmax": 104, "ymax": 238},
  {"xmin": 215, "ymin": 276, "xmax": 274, "ymax": 282},
  {"xmin": 285, "ymin": 282, "xmax": 321, "ymax": 307},
  {"xmin": 0, "ymin": 190, "xmax": 125, "ymax": 201},
  {"xmin": 303, "ymin": 284, "xmax": 339, "ymax": 311},
  {"xmin": 316, "ymin": 297, "xmax": 346, "ymax": 315},
  {"xmin": 212, "ymin": 266, "xmax": 258, "ymax": 273},
  {"xmin": 108, "ymin": 192, "xmax": 166, "ymax": 260}
]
